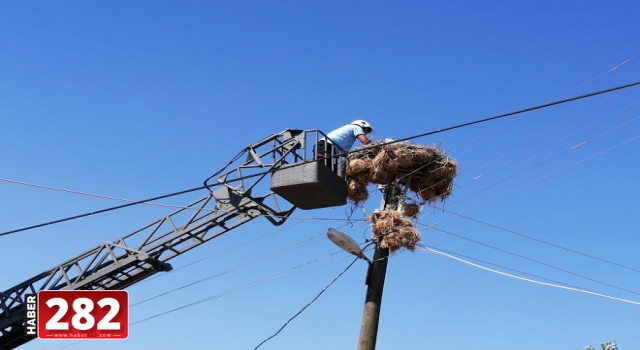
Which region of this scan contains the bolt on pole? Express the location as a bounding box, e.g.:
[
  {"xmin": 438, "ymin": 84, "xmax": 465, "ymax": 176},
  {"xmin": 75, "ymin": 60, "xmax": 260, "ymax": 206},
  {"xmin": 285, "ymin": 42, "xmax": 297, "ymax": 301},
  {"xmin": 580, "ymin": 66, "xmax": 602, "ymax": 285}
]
[{"xmin": 357, "ymin": 183, "xmax": 402, "ymax": 350}]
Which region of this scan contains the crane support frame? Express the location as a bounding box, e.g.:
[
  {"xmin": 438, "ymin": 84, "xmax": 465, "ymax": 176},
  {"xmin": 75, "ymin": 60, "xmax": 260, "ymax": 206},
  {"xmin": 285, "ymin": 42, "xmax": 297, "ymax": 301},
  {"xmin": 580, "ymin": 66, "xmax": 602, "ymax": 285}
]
[{"xmin": 0, "ymin": 129, "xmax": 334, "ymax": 349}]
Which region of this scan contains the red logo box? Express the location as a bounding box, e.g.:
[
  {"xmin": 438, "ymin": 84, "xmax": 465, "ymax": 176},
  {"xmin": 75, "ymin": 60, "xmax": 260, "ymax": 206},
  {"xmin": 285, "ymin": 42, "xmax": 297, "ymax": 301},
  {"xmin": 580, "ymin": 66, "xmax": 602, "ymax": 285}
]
[{"xmin": 37, "ymin": 290, "xmax": 128, "ymax": 340}]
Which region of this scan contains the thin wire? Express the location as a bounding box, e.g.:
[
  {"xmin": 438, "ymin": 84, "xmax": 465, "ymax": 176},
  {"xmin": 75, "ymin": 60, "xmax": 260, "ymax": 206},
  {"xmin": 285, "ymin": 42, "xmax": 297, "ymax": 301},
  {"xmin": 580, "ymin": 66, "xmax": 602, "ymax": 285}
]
[
  {"xmin": 0, "ymin": 177, "xmax": 355, "ymax": 221},
  {"xmin": 38, "ymin": 253, "xmax": 356, "ymax": 350},
  {"xmin": 252, "ymin": 257, "xmax": 360, "ymax": 350},
  {"xmin": 3, "ymin": 81, "xmax": 638, "ymax": 238},
  {"xmin": 461, "ymin": 88, "xmax": 636, "ymax": 175},
  {"xmin": 0, "ymin": 184, "xmax": 208, "ymax": 237},
  {"xmin": 429, "ymin": 56, "xmax": 637, "ymax": 156},
  {"xmin": 445, "ymin": 114, "xmax": 640, "ymax": 207},
  {"xmin": 430, "ymin": 208, "xmax": 640, "ymax": 274},
  {"xmin": 373, "ymin": 87, "xmax": 639, "ymax": 206},
  {"xmin": 383, "ymin": 81, "xmax": 640, "ymax": 147},
  {"xmin": 405, "ymin": 101, "xmax": 640, "ymax": 207},
  {"xmin": 11, "ymin": 78, "xmax": 640, "ymax": 238},
  {"xmin": 557, "ymin": 54, "xmax": 640, "ymax": 96},
  {"xmin": 129, "ymin": 253, "xmax": 353, "ymax": 325},
  {"xmin": 428, "ymin": 133, "xmax": 640, "ymax": 229},
  {"xmin": 136, "ymin": 217, "xmax": 362, "ymax": 285},
  {"xmin": 421, "ymin": 244, "xmax": 589, "ymax": 287},
  {"xmin": 457, "ymin": 101, "xmax": 640, "ymax": 188},
  {"xmin": 421, "ymin": 245, "xmax": 640, "ymax": 306},
  {"xmin": 203, "ymin": 149, "xmax": 246, "ymax": 193},
  {"xmin": 423, "ymin": 225, "xmax": 640, "ymax": 296},
  {"xmin": 130, "ymin": 235, "xmax": 326, "ymax": 307}
]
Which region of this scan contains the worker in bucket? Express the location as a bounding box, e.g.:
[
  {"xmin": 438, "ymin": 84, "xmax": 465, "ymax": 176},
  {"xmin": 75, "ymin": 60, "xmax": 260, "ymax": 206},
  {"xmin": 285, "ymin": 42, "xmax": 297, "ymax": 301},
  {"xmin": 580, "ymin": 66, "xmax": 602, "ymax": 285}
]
[{"xmin": 315, "ymin": 120, "xmax": 373, "ymax": 172}]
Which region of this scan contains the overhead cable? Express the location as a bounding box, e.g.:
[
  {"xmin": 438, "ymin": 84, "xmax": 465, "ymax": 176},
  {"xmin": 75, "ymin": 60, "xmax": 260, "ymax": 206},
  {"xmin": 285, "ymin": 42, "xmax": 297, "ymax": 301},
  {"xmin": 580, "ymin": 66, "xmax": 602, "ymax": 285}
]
[
  {"xmin": 424, "ymin": 225, "xmax": 640, "ymax": 296},
  {"xmin": 2, "ymin": 80, "xmax": 638, "ymax": 237},
  {"xmin": 430, "ymin": 209, "xmax": 640, "ymax": 274},
  {"xmin": 428, "ymin": 133, "xmax": 640, "ymax": 229},
  {"xmin": 252, "ymin": 257, "xmax": 359, "ymax": 350},
  {"xmin": 421, "ymin": 245, "xmax": 640, "ymax": 307}
]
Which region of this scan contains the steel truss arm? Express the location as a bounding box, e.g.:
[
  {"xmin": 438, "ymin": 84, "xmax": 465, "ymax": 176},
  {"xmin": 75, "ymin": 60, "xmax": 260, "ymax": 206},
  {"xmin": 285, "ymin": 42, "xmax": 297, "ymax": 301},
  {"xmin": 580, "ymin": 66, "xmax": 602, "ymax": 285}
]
[{"xmin": 0, "ymin": 129, "xmax": 327, "ymax": 349}]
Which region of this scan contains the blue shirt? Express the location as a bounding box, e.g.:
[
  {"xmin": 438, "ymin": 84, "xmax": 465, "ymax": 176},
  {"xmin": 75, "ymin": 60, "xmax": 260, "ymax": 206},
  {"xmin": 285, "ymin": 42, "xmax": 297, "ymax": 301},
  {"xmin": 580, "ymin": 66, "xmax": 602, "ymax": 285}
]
[{"xmin": 322, "ymin": 124, "xmax": 366, "ymax": 151}]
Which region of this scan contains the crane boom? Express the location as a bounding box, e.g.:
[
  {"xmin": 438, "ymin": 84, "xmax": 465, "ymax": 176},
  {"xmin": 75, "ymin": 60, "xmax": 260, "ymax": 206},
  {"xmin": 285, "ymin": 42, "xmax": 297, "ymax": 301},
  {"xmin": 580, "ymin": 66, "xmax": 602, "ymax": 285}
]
[{"xmin": 0, "ymin": 129, "xmax": 342, "ymax": 349}]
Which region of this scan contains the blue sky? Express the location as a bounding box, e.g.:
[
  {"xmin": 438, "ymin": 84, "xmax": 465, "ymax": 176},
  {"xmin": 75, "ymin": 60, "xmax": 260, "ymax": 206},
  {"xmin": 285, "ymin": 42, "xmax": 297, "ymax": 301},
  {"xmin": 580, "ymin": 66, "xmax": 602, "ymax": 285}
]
[{"xmin": 1, "ymin": 1, "xmax": 639, "ymax": 349}]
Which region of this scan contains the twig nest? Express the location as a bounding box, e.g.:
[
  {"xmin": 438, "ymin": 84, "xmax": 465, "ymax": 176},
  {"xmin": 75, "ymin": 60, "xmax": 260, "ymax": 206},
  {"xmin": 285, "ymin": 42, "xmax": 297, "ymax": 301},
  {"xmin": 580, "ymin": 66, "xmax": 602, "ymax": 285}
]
[
  {"xmin": 346, "ymin": 158, "xmax": 371, "ymax": 177},
  {"xmin": 403, "ymin": 203, "xmax": 420, "ymax": 218},
  {"xmin": 346, "ymin": 179, "xmax": 368, "ymax": 204},
  {"xmin": 345, "ymin": 141, "xmax": 457, "ymax": 203},
  {"xmin": 368, "ymin": 210, "xmax": 420, "ymax": 253}
]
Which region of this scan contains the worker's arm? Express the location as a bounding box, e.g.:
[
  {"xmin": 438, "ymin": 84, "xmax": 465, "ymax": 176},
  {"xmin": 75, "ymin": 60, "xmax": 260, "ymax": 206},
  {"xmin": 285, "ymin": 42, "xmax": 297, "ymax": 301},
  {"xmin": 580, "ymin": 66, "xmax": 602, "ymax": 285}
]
[{"xmin": 357, "ymin": 134, "xmax": 372, "ymax": 144}]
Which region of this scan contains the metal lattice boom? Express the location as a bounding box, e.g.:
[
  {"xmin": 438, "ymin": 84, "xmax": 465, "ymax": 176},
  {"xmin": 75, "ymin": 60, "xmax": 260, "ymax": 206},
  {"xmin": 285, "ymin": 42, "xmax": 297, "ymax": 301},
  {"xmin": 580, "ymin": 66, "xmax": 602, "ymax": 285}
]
[{"xmin": 0, "ymin": 129, "xmax": 338, "ymax": 349}]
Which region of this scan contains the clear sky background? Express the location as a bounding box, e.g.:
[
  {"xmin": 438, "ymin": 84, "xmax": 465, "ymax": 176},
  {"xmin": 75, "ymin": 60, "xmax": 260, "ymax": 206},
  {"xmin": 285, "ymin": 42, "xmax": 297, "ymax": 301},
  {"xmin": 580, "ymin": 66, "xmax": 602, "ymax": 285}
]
[{"xmin": 1, "ymin": 1, "xmax": 639, "ymax": 349}]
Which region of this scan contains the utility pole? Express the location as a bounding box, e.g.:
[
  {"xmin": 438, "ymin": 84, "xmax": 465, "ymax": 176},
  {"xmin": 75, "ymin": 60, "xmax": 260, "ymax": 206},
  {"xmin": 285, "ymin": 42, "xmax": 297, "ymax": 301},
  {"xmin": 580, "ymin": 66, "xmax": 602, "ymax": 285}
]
[{"xmin": 357, "ymin": 183, "xmax": 402, "ymax": 350}]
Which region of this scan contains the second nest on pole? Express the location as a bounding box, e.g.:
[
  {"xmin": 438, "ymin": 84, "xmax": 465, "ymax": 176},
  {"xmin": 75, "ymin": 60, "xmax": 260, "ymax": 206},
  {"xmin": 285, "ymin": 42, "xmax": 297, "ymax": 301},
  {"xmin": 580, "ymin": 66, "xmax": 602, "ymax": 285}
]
[{"xmin": 369, "ymin": 210, "xmax": 420, "ymax": 253}]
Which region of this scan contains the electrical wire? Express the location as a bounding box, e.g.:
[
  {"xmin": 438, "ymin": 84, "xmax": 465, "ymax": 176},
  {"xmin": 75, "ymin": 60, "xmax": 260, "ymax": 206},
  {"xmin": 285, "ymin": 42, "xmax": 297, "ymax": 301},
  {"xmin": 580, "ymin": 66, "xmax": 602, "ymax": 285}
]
[
  {"xmin": 456, "ymin": 101, "xmax": 640, "ymax": 189},
  {"xmin": 252, "ymin": 257, "xmax": 360, "ymax": 350},
  {"xmin": 9, "ymin": 58, "xmax": 634, "ymax": 228},
  {"xmin": 34, "ymin": 249, "xmax": 361, "ymax": 350},
  {"xmin": 422, "ymin": 225, "xmax": 640, "ymax": 296},
  {"xmin": 395, "ymin": 88, "xmax": 638, "ymax": 199},
  {"xmin": 444, "ymin": 115, "xmax": 640, "ymax": 207},
  {"xmin": 428, "ymin": 208, "xmax": 640, "ymax": 274},
  {"xmin": 135, "ymin": 215, "xmax": 365, "ymax": 286},
  {"xmin": 420, "ymin": 245, "xmax": 640, "ymax": 307},
  {"xmin": 556, "ymin": 54, "xmax": 640, "ymax": 97},
  {"xmin": 130, "ymin": 234, "xmax": 327, "ymax": 307},
  {"xmin": 3, "ymin": 80, "xmax": 637, "ymax": 238},
  {"xmin": 0, "ymin": 177, "xmax": 356, "ymax": 222},
  {"xmin": 430, "ymin": 56, "xmax": 638, "ymax": 156},
  {"xmin": 421, "ymin": 244, "xmax": 590, "ymax": 288},
  {"xmin": 396, "ymin": 98, "xmax": 640, "ymax": 210},
  {"xmin": 203, "ymin": 149, "xmax": 246, "ymax": 193},
  {"xmin": 465, "ymin": 88, "xmax": 636, "ymax": 168},
  {"xmin": 129, "ymin": 253, "xmax": 353, "ymax": 325},
  {"xmin": 382, "ymin": 81, "xmax": 640, "ymax": 147},
  {"xmin": 428, "ymin": 133, "xmax": 640, "ymax": 229},
  {"xmin": 0, "ymin": 184, "xmax": 208, "ymax": 237}
]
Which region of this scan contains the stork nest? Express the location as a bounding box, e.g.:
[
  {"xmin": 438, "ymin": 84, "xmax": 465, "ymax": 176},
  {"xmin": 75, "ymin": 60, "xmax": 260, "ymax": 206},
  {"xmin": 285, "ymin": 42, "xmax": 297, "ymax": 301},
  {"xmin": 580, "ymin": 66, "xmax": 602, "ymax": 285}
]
[
  {"xmin": 345, "ymin": 141, "xmax": 458, "ymax": 206},
  {"xmin": 369, "ymin": 210, "xmax": 420, "ymax": 253}
]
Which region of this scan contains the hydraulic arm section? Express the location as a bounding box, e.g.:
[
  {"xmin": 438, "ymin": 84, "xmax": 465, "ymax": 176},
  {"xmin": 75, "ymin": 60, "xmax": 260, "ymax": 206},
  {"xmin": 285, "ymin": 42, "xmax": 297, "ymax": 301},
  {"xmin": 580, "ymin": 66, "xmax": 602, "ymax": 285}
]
[{"xmin": 0, "ymin": 129, "xmax": 332, "ymax": 349}]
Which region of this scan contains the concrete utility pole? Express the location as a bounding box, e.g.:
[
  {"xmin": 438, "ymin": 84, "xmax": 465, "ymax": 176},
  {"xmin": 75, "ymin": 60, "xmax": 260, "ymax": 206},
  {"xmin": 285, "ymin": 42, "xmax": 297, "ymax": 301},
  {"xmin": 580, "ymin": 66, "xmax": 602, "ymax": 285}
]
[{"xmin": 357, "ymin": 183, "xmax": 402, "ymax": 350}]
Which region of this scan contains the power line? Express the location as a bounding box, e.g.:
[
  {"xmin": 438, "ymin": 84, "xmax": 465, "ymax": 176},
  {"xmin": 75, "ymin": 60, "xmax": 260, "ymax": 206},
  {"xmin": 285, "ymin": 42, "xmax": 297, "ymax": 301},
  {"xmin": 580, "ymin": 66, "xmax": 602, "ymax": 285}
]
[
  {"xmin": 421, "ymin": 244, "xmax": 588, "ymax": 287},
  {"xmin": 3, "ymin": 80, "xmax": 638, "ymax": 238},
  {"xmin": 129, "ymin": 253, "xmax": 353, "ymax": 325},
  {"xmin": 252, "ymin": 257, "xmax": 359, "ymax": 350},
  {"xmin": 456, "ymin": 100, "xmax": 640, "ymax": 188},
  {"xmin": 0, "ymin": 177, "xmax": 354, "ymax": 221},
  {"xmin": 386, "ymin": 80, "xmax": 640, "ymax": 146},
  {"xmin": 136, "ymin": 207, "xmax": 346, "ymax": 285},
  {"xmin": 428, "ymin": 133, "xmax": 640, "ymax": 229},
  {"xmin": 386, "ymin": 65, "xmax": 639, "ymax": 211},
  {"xmin": 406, "ymin": 101, "xmax": 640, "ymax": 208},
  {"xmin": 130, "ymin": 234, "xmax": 327, "ymax": 307},
  {"xmin": 455, "ymin": 89, "xmax": 636, "ymax": 178},
  {"xmin": 447, "ymin": 117, "xmax": 640, "ymax": 207},
  {"xmin": 431, "ymin": 57, "xmax": 638, "ymax": 156},
  {"xmin": 423, "ymin": 225, "xmax": 640, "ymax": 296},
  {"xmin": 34, "ymin": 253, "xmax": 357, "ymax": 350},
  {"xmin": 428, "ymin": 209, "xmax": 640, "ymax": 274},
  {"xmin": 0, "ymin": 184, "xmax": 209, "ymax": 237},
  {"xmin": 421, "ymin": 245, "xmax": 640, "ymax": 307}
]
